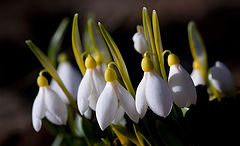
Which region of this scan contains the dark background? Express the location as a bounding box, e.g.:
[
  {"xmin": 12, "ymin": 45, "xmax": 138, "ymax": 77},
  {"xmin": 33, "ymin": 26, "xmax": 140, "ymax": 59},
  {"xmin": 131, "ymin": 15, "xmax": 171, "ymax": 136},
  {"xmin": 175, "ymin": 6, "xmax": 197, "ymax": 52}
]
[{"xmin": 1, "ymin": 0, "xmax": 240, "ymax": 145}]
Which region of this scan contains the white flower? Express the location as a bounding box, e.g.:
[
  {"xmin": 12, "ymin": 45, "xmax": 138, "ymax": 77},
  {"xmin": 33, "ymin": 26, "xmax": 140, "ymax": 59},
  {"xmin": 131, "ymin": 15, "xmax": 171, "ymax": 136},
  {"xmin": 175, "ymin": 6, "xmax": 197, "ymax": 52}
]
[
  {"xmin": 191, "ymin": 69, "xmax": 205, "ymax": 86},
  {"xmin": 132, "ymin": 32, "xmax": 148, "ymax": 54},
  {"xmin": 96, "ymin": 67, "xmax": 139, "ymax": 130},
  {"xmin": 32, "ymin": 74, "xmax": 68, "ymax": 132},
  {"xmin": 168, "ymin": 53, "xmax": 197, "ymax": 108},
  {"xmin": 77, "ymin": 55, "xmax": 105, "ymax": 115},
  {"xmin": 136, "ymin": 56, "xmax": 173, "ymax": 118},
  {"xmin": 208, "ymin": 61, "xmax": 234, "ymax": 94},
  {"xmin": 190, "ymin": 61, "xmax": 205, "ymax": 86},
  {"xmin": 50, "ymin": 61, "xmax": 81, "ymax": 104}
]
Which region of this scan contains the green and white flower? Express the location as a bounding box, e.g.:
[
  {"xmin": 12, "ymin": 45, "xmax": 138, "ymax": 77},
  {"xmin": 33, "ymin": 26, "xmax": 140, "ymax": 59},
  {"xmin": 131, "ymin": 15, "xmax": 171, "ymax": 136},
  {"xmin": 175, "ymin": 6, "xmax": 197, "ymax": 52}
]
[
  {"xmin": 132, "ymin": 31, "xmax": 148, "ymax": 54},
  {"xmin": 208, "ymin": 61, "xmax": 234, "ymax": 95},
  {"xmin": 168, "ymin": 53, "xmax": 197, "ymax": 108},
  {"xmin": 77, "ymin": 55, "xmax": 105, "ymax": 115},
  {"xmin": 32, "ymin": 74, "xmax": 68, "ymax": 132},
  {"xmin": 136, "ymin": 55, "xmax": 173, "ymax": 118},
  {"xmin": 50, "ymin": 54, "xmax": 81, "ymax": 104},
  {"xmin": 96, "ymin": 66, "xmax": 139, "ymax": 130}
]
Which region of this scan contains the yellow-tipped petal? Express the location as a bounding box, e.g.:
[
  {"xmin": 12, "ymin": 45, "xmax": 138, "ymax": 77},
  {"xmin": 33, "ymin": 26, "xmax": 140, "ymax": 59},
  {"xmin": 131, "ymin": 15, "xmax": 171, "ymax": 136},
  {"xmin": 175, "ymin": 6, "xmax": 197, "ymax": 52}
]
[
  {"xmin": 85, "ymin": 55, "xmax": 97, "ymax": 69},
  {"xmin": 167, "ymin": 53, "xmax": 180, "ymax": 67},
  {"xmin": 141, "ymin": 56, "xmax": 154, "ymax": 72},
  {"xmin": 105, "ymin": 68, "xmax": 117, "ymax": 82},
  {"xmin": 37, "ymin": 75, "xmax": 48, "ymax": 87}
]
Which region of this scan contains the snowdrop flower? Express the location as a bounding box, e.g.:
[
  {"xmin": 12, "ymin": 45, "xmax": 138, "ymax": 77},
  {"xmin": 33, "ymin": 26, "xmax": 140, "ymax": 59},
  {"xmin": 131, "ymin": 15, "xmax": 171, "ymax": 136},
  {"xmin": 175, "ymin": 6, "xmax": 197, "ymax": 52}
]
[
  {"xmin": 50, "ymin": 53, "xmax": 81, "ymax": 104},
  {"xmin": 132, "ymin": 31, "xmax": 148, "ymax": 54},
  {"xmin": 77, "ymin": 55, "xmax": 105, "ymax": 115},
  {"xmin": 96, "ymin": 66, "xmax": 139, "ymax": 130},
  {"xmin": 191, "ymin": 61, "xmax": 205, "ymax": 86},
  {"xmin": 32, "ymin": 73, "xmax": 68, "ymax": 132},
  {"xmin": 135, "ymin": 54, "xmax": 173, "ymax": 118},
  {"xmin": 168, "ymin": 53, "xmax": 197, "ymax": 108},
  {"xmin": 208, "ymin": 61, "xmax": 234, "ymax": 95}
]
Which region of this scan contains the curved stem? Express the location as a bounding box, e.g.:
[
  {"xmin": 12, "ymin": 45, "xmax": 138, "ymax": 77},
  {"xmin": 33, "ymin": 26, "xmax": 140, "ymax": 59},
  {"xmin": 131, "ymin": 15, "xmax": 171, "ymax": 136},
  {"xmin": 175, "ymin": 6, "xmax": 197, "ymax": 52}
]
[{"xmin": 39, "ymin": 69, "xmax": 48, "ymax": 76}]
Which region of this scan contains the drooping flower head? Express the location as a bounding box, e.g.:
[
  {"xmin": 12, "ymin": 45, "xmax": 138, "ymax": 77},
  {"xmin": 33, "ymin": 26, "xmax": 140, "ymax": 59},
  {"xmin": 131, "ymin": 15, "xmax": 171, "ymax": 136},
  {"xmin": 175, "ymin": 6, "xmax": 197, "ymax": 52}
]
[
  {"xmin": 77, "ymin": 55, "xmax": 106, "ymax": 115},
  {"xmin": 208, "ymin": 61, "xmax": 235, "ymax": 97},
  {"xmin": 96, "ymin": 65, "xmax": 139, "ymax": 130},
  {"xmin": 168, "ymin": 53, "xmax": 197, "ymax": 108},
  {"xmin": 132, "ymin": 28, "xmax": 148, "ymax": 54},
  {"xmin": 32, "ymin": 72, "xmax": 68, "ymax": 132},
  {"xmin": 191, "ymin": 60, "xmax": 206, "ymax": 86},
  {"xmin": 136, "ymin": 54, "xmax": 173, "ymax": 118},
  {"xmin": 50, "ymin": 53, "xmax": 81, "ymax": 104}
]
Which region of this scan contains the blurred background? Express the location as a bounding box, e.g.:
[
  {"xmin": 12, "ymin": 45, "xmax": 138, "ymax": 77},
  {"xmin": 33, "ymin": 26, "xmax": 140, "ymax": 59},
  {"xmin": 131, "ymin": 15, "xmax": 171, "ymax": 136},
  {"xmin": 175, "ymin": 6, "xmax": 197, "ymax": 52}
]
[{"xmin": 1, "ymin": 0, "xmax": 240, "ymax": 145}]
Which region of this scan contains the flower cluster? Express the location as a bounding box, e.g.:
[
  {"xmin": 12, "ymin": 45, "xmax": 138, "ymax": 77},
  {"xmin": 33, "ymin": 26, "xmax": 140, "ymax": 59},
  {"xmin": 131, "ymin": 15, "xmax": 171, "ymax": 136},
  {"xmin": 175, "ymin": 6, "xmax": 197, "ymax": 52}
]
[{"xmin": 27, "ymin": 7, "xmax": 236, "ymax": 145}]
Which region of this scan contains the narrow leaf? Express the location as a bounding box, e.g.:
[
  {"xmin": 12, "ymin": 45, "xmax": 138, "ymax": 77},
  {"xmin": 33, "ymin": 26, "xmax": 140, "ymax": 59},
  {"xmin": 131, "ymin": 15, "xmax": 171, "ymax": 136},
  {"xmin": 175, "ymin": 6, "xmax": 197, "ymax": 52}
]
[
  {"xmin": 188, "ymin": 21, "xmax": 208, "ymax": 82},
  {"xmin": 87, "ymin": 17, "xmax": 112, "ymax": 64},
  {"xmin": 72, "ymin": 13, "xmax": 86, "ymax": 75},
  {"xmin": 48, "ymin": 18, "xmax": 69, "ymax": 67},
  {"xmin": 51, "ymin": 133, "xmax": 64, "ymax": 146},
  {"xmin": 133, "ymin": 125, "xmax": 145, "ymax": 146},
  {"xmin": 26, "ymin": 40, "xmax": 79, "ymax": 114},
  {"xmin": 111, "ymin": 124, "xmax": 140, "ymax": 145},
  {"xmin": 98, "ymin": 23, "xmax": 135, "ymax": 96},
  {"xmin": 142, "ymin": 7, "xmax": 161, "ymax": 75},
  {"xmin": 152, "ymin": 10, "xmax": 167, "ymax": 82}
]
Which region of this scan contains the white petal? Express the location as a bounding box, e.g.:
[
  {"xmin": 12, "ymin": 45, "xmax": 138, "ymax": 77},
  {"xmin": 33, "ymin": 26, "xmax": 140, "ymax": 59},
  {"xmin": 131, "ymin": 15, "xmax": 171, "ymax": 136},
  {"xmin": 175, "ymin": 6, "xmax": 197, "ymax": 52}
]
[
  {"xmin": 32, "ymin": 87, "xmax": 46, "ymax": 132},
  {"xmin": 135, "ymin": 73, "xmax": 148, "ymax": 119},
  {"xmin": 112, "ymin": 106, "xmax": 125, "ymax": 124},
  {"xmin": 88, "ymin": 69, "xmax": 106, "ymax": 110},
  {"xmin": 116, "ymin": 81, "xmax": 139, "ymax": 123},
  {"xmin": 96, "ymin": 82, "xmax": 118, "ymax": 130},
  {"xmin": 32, "ymin": 117, "xmax": 42, "ymax": 132},
  {"xmin": 44, "ymin": 86, "xmax": 68, "ymax": 125},
  {"xmin": 132, "ymin": 32, "xmax": 148, "ymax": 54},
  {"xmin": 168, "ymin": 65, "xmax": 197, "ymax": 108},
  {"xmin": 83, "ymin": 107, "xmax": 92, "ymax": 120},
  {"xmin": 77, "ymin": 69, "xmax": 92, "ymax": 114},
  {"xmin": 191, "ymin": 69, "xmax": 205, "ymax": 86},
  {"xmin": 50, "ymin": 62, "xmax": 81, "ymax": 103},
  {"xmin": 209, "ymin": 61, "xmax": 234, "ymax": 94},
  {"xmin": 146, "ymin": 71, "xmax": 173, "ymax": 117}
]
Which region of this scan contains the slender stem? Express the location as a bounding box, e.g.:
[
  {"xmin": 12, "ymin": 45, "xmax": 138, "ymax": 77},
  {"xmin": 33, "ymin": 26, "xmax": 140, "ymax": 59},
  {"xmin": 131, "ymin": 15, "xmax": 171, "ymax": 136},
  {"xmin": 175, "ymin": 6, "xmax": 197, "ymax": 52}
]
[
  {"xmin": 162, "ymin": 50, "xmax": 172, "ymax": 58},
  {"xmin": 39, "ymin": 69, "xmax": 48, "ymax": 76}
]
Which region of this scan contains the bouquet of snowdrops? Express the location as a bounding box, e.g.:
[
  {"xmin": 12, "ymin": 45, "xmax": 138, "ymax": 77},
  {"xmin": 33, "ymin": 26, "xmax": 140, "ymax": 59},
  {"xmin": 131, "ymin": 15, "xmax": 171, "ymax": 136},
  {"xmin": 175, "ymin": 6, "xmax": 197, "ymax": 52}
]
[{"xmin": 26, "ymin": 7, "xmax": 237, "ymax": 146}]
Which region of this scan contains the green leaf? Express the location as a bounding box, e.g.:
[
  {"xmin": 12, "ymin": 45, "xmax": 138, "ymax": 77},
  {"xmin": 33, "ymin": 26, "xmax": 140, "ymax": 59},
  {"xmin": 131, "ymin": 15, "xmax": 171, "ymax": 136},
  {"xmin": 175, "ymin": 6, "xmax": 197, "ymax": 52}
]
[
  {"xmin": 51, "ymin": 133, "xmax": 64, "ymax": 146},
  {"xmin": 111, "ymin": 124, "xmax": 140, "ymax": 145},
  {"xmin": 82, "ymin": 14, "xmax": 96, "ymax": 54},
  {"xmin": 152, "ymin": 10, "xmax": 167, "ymax": 82},
  {"xmin": 98, "ymin": 23, "xmax": 135, "ymax": 96},
  {"xmin": 26, "ymin": 40, "xmax": 79, "ymax": 114},
  {"xmin": 156, "ymin": 120, "xmax": 185, "ymax": 146},
  {"xmin": 101, "ymin": 138, "xmax": 111, "ymax": 146},
  {"xmin": 48, "ymin": 18, "xmax": 69, "ymax": 67},
  {"xmin": 133, "ymin": 124, "xmax": 152, "ymax": 146},
  {"xmin": 188, "ymin": 21, "xmax": 208, "ymax": 82},
  {"xmin": 142, "ymin": 7, "xmax": 161, "ymax": 75},
  {"xmin": 72, "ymin": 13, "xmax": 86, "ymax": 75},
  {"xmin": 81, "ymin": 117, "xmax": 104, "ymax": 146},
  {"xmin": 87, "ymin": 16, "xmax": 112, "ymax": 64}
]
